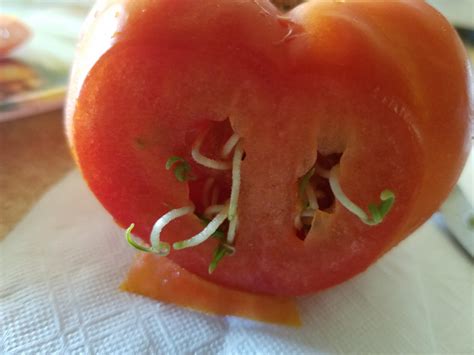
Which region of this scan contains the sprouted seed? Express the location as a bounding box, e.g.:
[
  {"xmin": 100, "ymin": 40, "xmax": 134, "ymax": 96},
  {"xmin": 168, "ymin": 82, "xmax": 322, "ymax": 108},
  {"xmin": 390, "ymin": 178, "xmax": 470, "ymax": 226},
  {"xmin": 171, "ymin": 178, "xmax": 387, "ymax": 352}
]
[
  {"xmin": 227, "ymin": 142, "xmax": 243, "ymax": 244},
  {"xmin": 301, "ymin": 209, "xmax": 316, "ymax": 218},
  {"xmin": 125, "ymin": 224, "xmax": 153, "ymax": 253},
  {"xmin": 125, "ymin": 206, "xmax": 195, "ymax": 255},
  {"xmin": 295, "ymin": 160, "xmax": 395, "ymax": 231},
  {"xmin": 221, "ymin": 133, "xmax": 240, "ymax": 158},
  {"xmin": 192, "ymin": 131, "xmax": 232, "ymax": 170},
  {"xmin": 125, "ymin": 133, "xmax": 244, "ymax": 272},
  {"xmin": 150, "ymin": 206, "xmax": 195, "ymax": 251},
  {"xmin": 208, "ymin": 242, "xmax": 234, "ymax": 274},
  {"xmin": 129, "ymin": 134, "xmax": 395, "ymax": 272},
  {"xmin": 173, "ymin": 205, "xmax": 230, "ymax": 250},
  {"xmin": 314, "ymin": 165, "xmax": 330, "ymax": 179},
  {"xmin": 166, "ymin": 156, "xmax": 192, "ymax": 182},
  {"xmin": 199, "ymin": 217, "xmax": 227, "ymax": 240},
  {"xmin": 204, "ymin": 204, "xmax": 226, "ymax": 218},
  {"xmin": 227, "ymin": 214, "xmax": 239, "ymax": 245},
  {"xmin": 329, "ymin": 165, "xmax": 395, "ymax": 225},
  {"xmin": 228, "ymin": 142, "xmax": 243, "ymax": 221},
  {"xmin": 209, "ymin": 245, "xmax": 228, "ymax": 273}
]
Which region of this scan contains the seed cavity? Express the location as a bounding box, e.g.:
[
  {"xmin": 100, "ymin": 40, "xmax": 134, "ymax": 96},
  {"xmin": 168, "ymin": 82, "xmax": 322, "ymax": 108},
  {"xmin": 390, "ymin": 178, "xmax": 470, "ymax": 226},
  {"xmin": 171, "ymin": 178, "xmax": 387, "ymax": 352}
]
[
  {"xmin": 126, "ymin": 128, "xmax": 244, "ymax": 273},
  {"xmin": 296, "ymin": 151, "xmax": 396, "ymax": 239}
]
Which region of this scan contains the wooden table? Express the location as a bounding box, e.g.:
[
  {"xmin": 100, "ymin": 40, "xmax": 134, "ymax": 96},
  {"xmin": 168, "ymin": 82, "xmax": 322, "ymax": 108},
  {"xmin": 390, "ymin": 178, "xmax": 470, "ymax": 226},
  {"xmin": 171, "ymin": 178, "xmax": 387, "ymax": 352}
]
[{"xmin": 0, "ymin": 110, "xmax": 74, "ymax": 239}]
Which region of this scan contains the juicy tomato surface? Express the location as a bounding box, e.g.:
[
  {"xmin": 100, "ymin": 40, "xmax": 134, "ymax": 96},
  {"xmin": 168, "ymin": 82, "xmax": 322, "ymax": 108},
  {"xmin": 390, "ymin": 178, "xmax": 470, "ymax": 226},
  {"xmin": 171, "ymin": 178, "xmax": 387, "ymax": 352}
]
[{"xmin": 67, "ymin": 0, "xmax": 472, "ymax": 296}]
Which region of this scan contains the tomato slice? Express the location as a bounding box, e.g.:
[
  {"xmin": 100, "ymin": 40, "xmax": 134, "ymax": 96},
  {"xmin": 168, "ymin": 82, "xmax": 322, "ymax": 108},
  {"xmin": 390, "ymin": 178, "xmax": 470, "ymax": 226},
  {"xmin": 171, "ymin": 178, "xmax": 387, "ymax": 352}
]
[
  {"xmin": 121, "ymin": 254, "xmax": 300, "ymax": 326},
  {"xmin": 69, "ymin": 0, "xmax": 471, "ymax": 296}
]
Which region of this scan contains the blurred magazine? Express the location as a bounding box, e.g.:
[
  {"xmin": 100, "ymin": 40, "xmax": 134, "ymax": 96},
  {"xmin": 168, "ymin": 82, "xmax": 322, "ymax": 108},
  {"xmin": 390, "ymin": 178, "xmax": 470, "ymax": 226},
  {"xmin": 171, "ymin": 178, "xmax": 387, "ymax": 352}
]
[{"xmin": 0, "ymin": 1, "xmax": 91, "ymax": 121}]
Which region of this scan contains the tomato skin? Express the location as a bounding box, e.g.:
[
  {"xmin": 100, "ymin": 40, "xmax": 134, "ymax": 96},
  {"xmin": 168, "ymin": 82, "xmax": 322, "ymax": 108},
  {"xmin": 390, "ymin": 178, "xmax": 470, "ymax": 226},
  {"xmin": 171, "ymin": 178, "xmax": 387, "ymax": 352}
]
[{"xmin": 67, "ymin": 0, "xmax": 472, "ymax": 296}]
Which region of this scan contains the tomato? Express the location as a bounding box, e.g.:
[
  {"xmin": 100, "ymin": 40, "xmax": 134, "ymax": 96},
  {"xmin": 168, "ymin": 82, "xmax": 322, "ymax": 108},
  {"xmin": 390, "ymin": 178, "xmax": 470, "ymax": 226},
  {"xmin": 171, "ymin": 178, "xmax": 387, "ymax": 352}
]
[{"xmin": 67, "ymin": 0, "xmax": 472, "ymax": 296}]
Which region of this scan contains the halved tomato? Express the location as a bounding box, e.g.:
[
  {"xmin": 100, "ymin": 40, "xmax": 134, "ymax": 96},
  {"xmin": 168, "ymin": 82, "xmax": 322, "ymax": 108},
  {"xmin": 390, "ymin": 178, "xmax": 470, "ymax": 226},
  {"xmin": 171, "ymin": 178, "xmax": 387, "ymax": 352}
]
[{"xmin": 67, "ymin": 0, "xmax": 472, "ymax": 296}]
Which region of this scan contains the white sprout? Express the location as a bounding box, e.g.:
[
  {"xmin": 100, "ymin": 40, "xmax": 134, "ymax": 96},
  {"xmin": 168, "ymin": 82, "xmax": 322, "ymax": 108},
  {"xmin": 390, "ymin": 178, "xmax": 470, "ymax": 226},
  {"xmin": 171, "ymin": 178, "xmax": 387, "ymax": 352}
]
[
  {"xmin": 294, "ymin": 209, "xmax": 315, "ymax": 230},
  {"xmin": 301, "ymin": 209, "xmax": 316, "ymax": 218},
  {"xmin": 227, "ymin": 215, "xmax": 239, "ymax": 244},
  {"xmin": 149, "ymin": 205, "xmax": 195, "ymax": 255},
  {"xmin": 192, "ymin": 132, "xmax": 232, "ymax": 170},
  {"xmin": 204, "ymin": 204, "xmax": 225, "ymax": 218},
  {"xmin": 329, "ymin": 165, "xmax": 369, "ymax": 221},
  {"xmin": 174, "ymin": 204, "xmax": 230, "ymax": 250},
  {"xmin": 329, "ymin": 165, "xmax": 395, "ymax": 225},
  {"xmin": 221, "ymin": 133, "xmax": 240, "ymax": 158},
  {"xmin": 228, "ymin": 142, "xmax": 243, "ymax": 222},
  {"xmin": 314, "ymin": 165, "xmax": 331, "ymax": 179},
  {"xmin": 126, "ymin": 134, "xmax": 245, "ymax": 272},
  {"xmin": 305, "ymin": 184, "xmax": 319, "ymax": 210}
]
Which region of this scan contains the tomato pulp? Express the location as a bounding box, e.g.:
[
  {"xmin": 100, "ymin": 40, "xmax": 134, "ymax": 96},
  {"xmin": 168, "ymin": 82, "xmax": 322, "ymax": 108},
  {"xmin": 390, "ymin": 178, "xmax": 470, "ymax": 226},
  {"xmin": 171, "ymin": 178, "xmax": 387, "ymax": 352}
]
[{"xmin": 67, "ymin": 0, "xmax": 472, "ymax": 296}]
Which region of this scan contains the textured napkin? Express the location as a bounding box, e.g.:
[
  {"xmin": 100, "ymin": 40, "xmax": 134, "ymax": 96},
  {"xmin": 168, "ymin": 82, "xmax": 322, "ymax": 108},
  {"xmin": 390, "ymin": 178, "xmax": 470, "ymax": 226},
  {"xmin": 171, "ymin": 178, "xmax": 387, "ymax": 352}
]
[{"xmin": 1, "ymin": 170, "xmax": 473, "ymax": 354}]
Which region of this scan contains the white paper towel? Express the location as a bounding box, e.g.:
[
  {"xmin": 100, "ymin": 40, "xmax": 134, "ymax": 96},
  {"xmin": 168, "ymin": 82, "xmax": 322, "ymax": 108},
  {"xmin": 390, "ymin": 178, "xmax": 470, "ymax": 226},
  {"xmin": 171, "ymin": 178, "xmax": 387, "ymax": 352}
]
[{"xmin": 1, "ymin": 170, "xmax": 473, "ymax": 354}]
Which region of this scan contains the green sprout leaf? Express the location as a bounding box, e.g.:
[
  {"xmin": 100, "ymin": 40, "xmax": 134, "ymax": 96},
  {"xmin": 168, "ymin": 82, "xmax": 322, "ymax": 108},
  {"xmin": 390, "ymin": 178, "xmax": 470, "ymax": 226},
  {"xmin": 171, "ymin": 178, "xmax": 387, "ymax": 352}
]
[
  {"xmin": 366, "ymin": 190, "xmax": 396, "ymax": 225},
  {"xmin": 166, "ymin": 156, "xmax": 192, "ymax": 182},
  {"xmin": 368, "ymin": 203, "xmax": 382, "ymax": 224},
  {"xmin": 199, "ymin": 217, "xmax": 234, "ymax": 273},
  {"xmin": 379, "ymin": 190, "xmax": 395, "ymax": 216},
  {"xmin": 125, "ymin": 224, "xmax": 152, "ymax": 253},
  {"xmin": 208, "ymin": 243, "xmax": 234, "ymax": 274},
  {"xmin": 208, "ymin": 245, "xmax": 227, "ymax": 274},
  {"xmin": 125, "ymin": 223, "xmax": 170, "ymax": 256},
  {"xmin": 329, "ymin": 166, "xmax": 395, "ymax": 226},
  {"xmin": 165, "ymin": 156, "xmax": 184, "ymax": 169}
]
